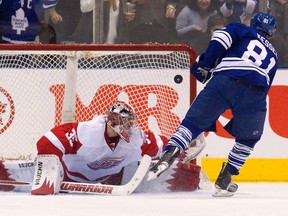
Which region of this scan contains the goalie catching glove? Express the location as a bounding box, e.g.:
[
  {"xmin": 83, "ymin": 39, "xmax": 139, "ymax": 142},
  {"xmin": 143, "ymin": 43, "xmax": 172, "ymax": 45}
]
[
  {"xmin": 146, "ymin": 148, "xmax": 201, "ymax": 192},
  {"xmin": 147, "ymin": 133, "xmax": 206, "ymax": 181},
  {"xmin": 166, "ymin": 161, "xmax": 201, "ymax": 192}
]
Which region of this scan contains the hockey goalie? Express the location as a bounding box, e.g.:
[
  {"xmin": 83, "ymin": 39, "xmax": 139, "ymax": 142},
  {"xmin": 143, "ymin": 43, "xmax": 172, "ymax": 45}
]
[{"xmin": 0, "ymin": 101, "xmax": 206, "ymax": 195}]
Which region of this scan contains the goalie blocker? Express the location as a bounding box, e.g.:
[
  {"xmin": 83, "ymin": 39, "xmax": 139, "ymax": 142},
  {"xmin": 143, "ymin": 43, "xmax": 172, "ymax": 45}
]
[{"xmin": 31, "ymin": 154, "xmax": 64, "ymax": 195}]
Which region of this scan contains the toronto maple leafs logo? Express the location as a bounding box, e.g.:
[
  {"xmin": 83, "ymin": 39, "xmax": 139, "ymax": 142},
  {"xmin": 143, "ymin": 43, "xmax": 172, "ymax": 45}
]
[
  {"xmin": 11, "ymin": 8, "xmax": 29, "ymax": 35},
  {"xmin": 87, "ymin": 157, "xmax": 125, "ymax": 170},
  {"xmin": 0, "ymin": 87, "xmax": 15, "ymax": 134}
]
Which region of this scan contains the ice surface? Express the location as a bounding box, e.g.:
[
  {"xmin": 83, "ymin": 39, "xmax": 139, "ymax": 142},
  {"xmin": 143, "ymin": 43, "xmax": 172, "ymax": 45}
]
[{"xmin": 0, "ymin": 183, "xmax": 288, "ymax": 216}]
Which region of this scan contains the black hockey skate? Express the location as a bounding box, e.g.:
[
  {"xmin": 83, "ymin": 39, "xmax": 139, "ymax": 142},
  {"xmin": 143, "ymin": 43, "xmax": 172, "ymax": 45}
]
[
  {"xmin": 147, "ymin": 146, "xmax": 180, "ymax": 181},
  {"xmin": 213, "ymin": 162, "xmax": 238, "ymax": 197}
]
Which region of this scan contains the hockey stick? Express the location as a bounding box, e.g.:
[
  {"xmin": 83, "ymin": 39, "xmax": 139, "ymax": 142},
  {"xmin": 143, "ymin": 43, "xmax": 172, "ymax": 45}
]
[
  {"xmin": 61, "ymin": 154, "xmax": 151, "ymax": 195},
  {"xmin": 0, "ymin": 180, "xmax": 31, "ymax": 186},
  {"xmin": 0, "ymin": 155, "xmax": 152, "ymax": 195}
]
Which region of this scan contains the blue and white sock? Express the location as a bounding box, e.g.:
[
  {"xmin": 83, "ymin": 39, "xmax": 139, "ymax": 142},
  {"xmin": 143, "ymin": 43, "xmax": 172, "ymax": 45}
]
[
  {"xmin": 228, "ymin": 142, "xmax": 253, "ymax": 175},
  {"xmin": 166, "ymin": 125, "xmax": 193, "ymax": 152}
]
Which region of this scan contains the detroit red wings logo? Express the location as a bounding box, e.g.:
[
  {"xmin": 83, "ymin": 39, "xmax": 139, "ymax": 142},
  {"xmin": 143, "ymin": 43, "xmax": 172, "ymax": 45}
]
[{"xmin": 87, "ymin": 157, "xmax": 125, "ymax": 170}]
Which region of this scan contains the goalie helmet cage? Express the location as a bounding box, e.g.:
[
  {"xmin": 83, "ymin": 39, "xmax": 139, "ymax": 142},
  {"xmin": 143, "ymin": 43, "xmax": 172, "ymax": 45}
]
[{"xmin": 0, "ymin": 43, "xmax": 196, "ymax": 158}]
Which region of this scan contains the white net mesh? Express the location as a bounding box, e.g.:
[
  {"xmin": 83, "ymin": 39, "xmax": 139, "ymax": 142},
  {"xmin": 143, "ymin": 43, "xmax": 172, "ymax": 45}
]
[{"xmin": 0, "ymin": 44, "xmax": 196, "ymax": 158}]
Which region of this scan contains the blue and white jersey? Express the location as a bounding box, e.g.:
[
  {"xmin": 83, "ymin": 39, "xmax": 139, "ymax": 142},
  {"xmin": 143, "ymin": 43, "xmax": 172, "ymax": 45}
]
[
  {"xmin": 0, "ymin": 0, "xmax": 58, "ymax": 43},
  {"xmin": 202, "ymin": 22, "xmax": 278, "ymax": 92}
]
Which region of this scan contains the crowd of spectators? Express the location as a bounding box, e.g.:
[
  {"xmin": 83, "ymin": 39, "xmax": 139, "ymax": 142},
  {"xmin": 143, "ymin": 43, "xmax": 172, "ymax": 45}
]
[{"xmin": 0, "ymin": 0, "xmax": 288, "ymax": 66}]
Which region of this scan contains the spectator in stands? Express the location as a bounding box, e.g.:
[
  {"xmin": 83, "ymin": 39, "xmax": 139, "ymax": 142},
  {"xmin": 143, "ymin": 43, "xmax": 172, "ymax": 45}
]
[
  {"xmin": 106, "ymin": 0, "xmax": 121, "ymax": 44},
  {"xmin": 71, "ymin": 0, "xmax": 94, "ymax": 43},
  {"xmin": 219, "ymin": 0, "xmax": 258, "ymax": 23},
  {"xmin": 116, "ymin": 0, "xmax": 178, "ymax": 44},
  {"xmin": 175, "ymin": 0, "xmax": 219, "ymax": 44},
  {"xmin": 0, "ymin": 0, "xmax": 59, "ymax": 44},
  {"xmin": 271, "ymin": 0, "xmax": 288, "ymax": 37},
  {"xmin": 38, "ymin": 7, "xmax": 61, "ymax": 44},
  {"xmin": 188, "ymin": 14, "xmax": 227, "ymax": 55},
  {"xmin": 72, "ymin": 0, "xmax": 112, "ymax": 43},
  {"xmin": 38, "ymin": 23, "xmax": 57, "ymax": 44},
  {"xmin": 49, "ymin": 0, "xmax": 81, "ymax": 43},
  {"xmin": 175, "ymin": 0, "xmax": 191, "ymax": 17}
]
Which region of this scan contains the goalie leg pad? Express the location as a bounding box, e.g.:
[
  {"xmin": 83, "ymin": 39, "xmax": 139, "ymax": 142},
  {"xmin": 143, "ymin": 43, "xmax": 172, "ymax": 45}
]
[
  {"xmin": 0, "ymin": 160, "xmax": 15, "ymax": 191},
  {"xmin": 0, "ymin": 159, "xmax": 34, "ymax": 192},
  {"xmin": 31, "ymin": 154, "xmax": 64, "ymax": 195}
]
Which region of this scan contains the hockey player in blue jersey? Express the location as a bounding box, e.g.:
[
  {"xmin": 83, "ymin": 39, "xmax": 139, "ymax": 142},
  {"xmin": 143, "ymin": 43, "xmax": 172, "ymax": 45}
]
[
  {"xmin": 0, "ymin": 0, "xmax": 58, "ymax": 43},
  {"xmin": 148, "ymin": 12, "xmax": 278, "ymax": 197}
]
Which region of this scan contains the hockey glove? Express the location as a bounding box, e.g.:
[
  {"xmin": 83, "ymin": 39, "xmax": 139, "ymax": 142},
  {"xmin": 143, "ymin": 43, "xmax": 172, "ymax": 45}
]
[
  {"xmin": 178, "ymin": 133, "xmax": 207, "ymax": 162},
  {"xmin": 166, "ymin": 161, "xmax": 201, "ymax": 192},
  {"xmin": 190, "ymin": 54, "xmax": 212, "ymax": 84},
  {"xmin": 147, "ymin": 146, "xmax": 180, "ymax": 181}
]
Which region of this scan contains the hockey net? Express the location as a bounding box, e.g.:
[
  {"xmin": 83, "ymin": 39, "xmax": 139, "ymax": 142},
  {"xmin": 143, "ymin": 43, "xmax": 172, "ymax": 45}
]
[{"xmin": 0, "ymin": 44, "xmax": 196, "ymax": 158}]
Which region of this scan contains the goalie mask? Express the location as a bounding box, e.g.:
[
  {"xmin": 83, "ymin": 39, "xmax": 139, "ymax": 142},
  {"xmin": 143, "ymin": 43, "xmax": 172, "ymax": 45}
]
[{"xmin": 106, "ymin": 101, "xmax": 138, "ymax": 143}]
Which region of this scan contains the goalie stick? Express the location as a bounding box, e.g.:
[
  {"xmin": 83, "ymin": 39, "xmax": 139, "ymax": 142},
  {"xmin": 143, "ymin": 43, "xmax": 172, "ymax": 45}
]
[{"xmin": 0, "ymin": 155, "xmax": 152, "ymax": 195}]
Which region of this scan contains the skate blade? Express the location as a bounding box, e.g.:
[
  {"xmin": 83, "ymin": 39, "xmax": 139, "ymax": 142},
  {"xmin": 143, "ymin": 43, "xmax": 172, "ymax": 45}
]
[
  {"xmin": 147, "ymin": 164, "xmax": 168, "ymax": 181},
  {"xmin": 147, "ymin": 171, "xmax": 158, "ymax": 181},
  {"xmin": 212, "ymin": 188, "xmax": 236, "ymax": 197}
]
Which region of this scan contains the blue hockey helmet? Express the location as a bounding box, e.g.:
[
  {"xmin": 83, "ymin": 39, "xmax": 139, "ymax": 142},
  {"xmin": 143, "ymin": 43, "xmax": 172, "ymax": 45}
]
[{"xmin": 250, "ymin": 12, "xmax": 277, "ymax": 37}]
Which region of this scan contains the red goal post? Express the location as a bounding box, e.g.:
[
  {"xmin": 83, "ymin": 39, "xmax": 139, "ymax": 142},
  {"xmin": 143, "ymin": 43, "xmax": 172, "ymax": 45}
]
[{"xmin": 0, "ymin": 44, "xmax": 196, "ymax": 158}]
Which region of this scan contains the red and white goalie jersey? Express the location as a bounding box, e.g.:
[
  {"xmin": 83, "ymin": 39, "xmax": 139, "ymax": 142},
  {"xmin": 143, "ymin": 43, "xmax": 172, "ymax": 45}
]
[
  {"xmin": 36, "ymin": 115, "xmax": 167, "ymax": 183},
  {"xmin": 0, "ymin": 115, "xmax": 203, "ymax": 193}
]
